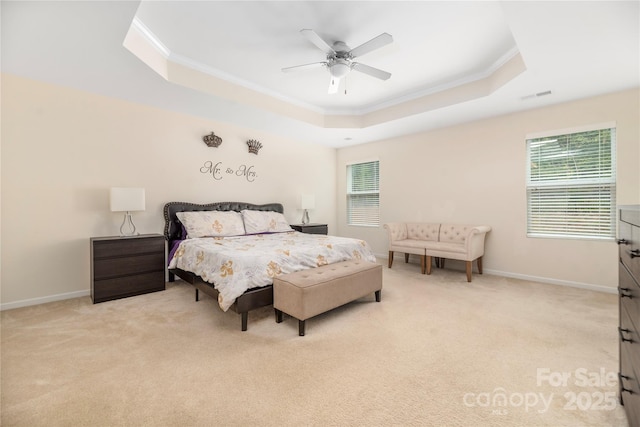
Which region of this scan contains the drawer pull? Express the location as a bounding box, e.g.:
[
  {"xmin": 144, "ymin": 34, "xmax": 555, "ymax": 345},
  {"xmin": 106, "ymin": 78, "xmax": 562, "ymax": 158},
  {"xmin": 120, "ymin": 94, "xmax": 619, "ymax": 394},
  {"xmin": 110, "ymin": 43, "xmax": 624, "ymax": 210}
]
[
  {"xmin": 620, "ymin": 287, "xmax": 634, "ymax": 298},
  {"xmin": 619, "ymin": 374, "xmax": 635, "ymax": 394},
  {"xmin": 619, "ymin": 327, "xmax": 634, "ymax": 343},
  {"xmin": 629, "ymin": 249, "xmax": 640, "ymax": 259},
  {"xmin": 618, "ymin": 239, "xmax": 629, "ymax": 245}
]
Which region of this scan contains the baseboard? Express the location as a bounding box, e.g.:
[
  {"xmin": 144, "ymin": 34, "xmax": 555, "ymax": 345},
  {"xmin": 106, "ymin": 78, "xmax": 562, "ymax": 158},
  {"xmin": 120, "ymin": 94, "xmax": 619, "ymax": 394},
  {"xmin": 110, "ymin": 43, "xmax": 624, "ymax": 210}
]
[
  {"xmin": 0, "ymin": 262, "xmax": 616, "ymax": 311},
  {"xmin": 377, "ymin": 253, "xmax": 617, "ymax": 295},
  {"xmin": 1, "ymin": 289, "xmax": 91, "ymax": 311},
  {"xmin": 483, "ymin": 269, "xmax": 617, "ymax": 294}
]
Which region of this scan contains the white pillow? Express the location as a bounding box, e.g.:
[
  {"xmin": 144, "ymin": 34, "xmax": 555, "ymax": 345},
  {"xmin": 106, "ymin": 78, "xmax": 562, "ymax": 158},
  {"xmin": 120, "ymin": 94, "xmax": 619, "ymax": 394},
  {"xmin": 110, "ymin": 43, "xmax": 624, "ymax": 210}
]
[
  {"xmin": 241, "ymin": 210, "xmax": 292, "ymax": 234},
  {"xmin": 176, "ymin": 211, "xmax": 246, "ymax": 238}
]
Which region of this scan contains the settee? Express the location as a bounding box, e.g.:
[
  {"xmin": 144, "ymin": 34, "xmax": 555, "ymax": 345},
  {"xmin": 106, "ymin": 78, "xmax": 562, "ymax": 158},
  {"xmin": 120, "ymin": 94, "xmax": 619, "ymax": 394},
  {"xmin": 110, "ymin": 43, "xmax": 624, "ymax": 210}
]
[{"xmin": 383, "ymin": 223, "xmax": 491, "ymax": 282}]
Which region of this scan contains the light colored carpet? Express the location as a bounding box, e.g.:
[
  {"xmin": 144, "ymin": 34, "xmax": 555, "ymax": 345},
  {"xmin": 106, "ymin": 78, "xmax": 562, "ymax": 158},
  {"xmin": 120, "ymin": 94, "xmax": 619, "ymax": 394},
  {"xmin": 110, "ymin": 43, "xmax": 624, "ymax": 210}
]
[{"xmin": 0, "ymin": 259, "xmax": 629, "ymax": 426}]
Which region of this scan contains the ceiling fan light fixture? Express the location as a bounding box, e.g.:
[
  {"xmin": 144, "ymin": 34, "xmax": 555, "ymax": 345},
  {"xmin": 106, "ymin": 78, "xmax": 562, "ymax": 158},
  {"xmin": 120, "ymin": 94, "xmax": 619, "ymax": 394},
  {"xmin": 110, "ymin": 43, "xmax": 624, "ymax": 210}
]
[{"xmin": 330, "ymin": 61, "xmax": 351, "ymax": 78}]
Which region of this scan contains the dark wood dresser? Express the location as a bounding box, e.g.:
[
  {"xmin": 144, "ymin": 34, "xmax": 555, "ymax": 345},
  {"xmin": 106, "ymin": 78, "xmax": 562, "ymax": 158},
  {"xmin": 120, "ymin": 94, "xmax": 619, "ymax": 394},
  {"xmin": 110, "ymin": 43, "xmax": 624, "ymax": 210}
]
[
  {"xmin": 91, "ymin": 234, "xmax": 166, "ymax": 303},
  {"xmin": 618, "ymin": 205, "xmax": 640, "ymax": 426}
]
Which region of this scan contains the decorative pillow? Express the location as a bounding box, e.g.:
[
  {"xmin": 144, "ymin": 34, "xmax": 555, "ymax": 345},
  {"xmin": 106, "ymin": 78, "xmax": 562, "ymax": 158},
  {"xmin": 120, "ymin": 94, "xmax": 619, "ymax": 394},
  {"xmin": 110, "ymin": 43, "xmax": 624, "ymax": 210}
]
[
  {"xmin": 241, "ymin": 210, "xmax": 292, "ymax": 234},
  {"xmin": 176, "ymin": 211, "xmax": 246, "ymax": 238}
]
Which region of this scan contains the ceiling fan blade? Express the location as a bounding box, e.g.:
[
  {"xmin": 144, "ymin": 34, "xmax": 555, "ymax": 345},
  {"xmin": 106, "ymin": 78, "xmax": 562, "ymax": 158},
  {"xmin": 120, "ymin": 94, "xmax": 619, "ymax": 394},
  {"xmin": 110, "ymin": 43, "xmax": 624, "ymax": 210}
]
[
  {"xmin": 352, "ymin": 62, "xmax": 391, "ymax": 80},
  {"xmin": 300, "ymin": 29, "xmax": 335, "ymax": 55},
  {"xmin": 328, "ymin": 76, "xmax": 341, "ymax": 94},
  {"xmin": 281, "ymin": 62, "xmax": 327, "ymax": 73},
  {"xmin": 349, "ymin": 33, "xmax": 393, "ymax": 58}
]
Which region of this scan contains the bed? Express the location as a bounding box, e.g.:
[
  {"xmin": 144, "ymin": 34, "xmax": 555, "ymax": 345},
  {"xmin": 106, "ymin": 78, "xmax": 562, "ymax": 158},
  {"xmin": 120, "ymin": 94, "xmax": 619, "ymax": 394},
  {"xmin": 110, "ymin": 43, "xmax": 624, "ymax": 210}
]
[{"xmin": 163, "ymin": 201, "xmax": 376, "ymax": 331}]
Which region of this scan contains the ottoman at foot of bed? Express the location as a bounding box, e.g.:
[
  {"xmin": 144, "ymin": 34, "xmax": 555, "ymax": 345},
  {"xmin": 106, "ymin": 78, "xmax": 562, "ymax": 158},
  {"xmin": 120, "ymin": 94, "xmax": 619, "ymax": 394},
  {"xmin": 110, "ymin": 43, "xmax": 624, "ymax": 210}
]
[{"xmin": 273, "ymin": 260, "xmax": 383, "ymax": 336}]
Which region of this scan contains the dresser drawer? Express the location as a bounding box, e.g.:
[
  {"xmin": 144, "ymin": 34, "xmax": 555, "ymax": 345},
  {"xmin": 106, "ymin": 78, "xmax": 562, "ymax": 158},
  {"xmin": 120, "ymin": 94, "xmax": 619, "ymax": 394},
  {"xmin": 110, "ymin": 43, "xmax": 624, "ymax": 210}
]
[
  {"xmin": 620, "ymin": 304, "xmax": 640, "ymax": 375},
  {"xmin": 93, "ymin": 253, "xmax": 165, "ymax": 281},
  {"xmin": 93, "ymin": 271, "xmax": 165, "ymax": 303},
  {"xmin": 621, "ymin": 341, "xmax": 640, "ymax": 427},
  {"xmin": 619, "ymin": 220, "xmax": 640, "ymax": 281},
  {"xmin": 290, "ymin": 224, "xmax": 328, "ymax": 235},
  {"xmin": 620, "ymin": 262, "xmax": 640, "ymax": 332},
  {"xmin": 93, "ymin": 236, "xmax": 165, "ymax": 259}
]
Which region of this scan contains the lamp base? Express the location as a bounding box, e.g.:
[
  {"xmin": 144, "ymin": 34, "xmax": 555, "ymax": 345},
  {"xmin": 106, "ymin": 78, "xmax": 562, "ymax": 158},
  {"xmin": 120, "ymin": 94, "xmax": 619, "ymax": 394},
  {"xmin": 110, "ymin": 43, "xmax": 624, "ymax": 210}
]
[
  {"xmin": 120, "ymin": 212, "xmax": 138, "ymax": 236},
  {"xmin": 301, "ymin": 210, "xmax": 310, "ymax": 225}
]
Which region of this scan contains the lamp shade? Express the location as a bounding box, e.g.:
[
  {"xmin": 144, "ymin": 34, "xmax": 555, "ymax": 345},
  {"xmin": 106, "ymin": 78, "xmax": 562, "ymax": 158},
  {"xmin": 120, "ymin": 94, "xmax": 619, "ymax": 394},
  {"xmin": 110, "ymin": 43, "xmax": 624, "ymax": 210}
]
[
  {"xmin": 301, "ymin": 194, "xmax": 315, "ymax": 210},
  {"xmin": 329, "ymin": 61, "xmax": 350, "ymax": 78},
  {"xmin": 110, "ymin": 187, "xmax": 145, "ymax": 212}
]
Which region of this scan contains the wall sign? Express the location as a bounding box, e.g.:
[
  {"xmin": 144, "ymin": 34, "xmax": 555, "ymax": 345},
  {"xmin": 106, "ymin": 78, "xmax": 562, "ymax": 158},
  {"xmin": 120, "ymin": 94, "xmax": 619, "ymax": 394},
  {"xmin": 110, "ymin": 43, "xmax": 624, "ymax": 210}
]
[{"xmin": 200, "ymin": 161, "xmax": 257, "ymax": 182}]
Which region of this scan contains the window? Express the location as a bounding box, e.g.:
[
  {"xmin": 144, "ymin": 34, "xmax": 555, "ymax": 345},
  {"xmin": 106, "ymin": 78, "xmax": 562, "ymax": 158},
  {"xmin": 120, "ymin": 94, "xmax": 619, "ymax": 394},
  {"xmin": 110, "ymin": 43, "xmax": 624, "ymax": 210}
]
[
  {"xmin": 347, "ymin": 160, "xmax": 379, "ymax": 226},
  {"xmin": 526, "ymin": 125, "xmax": 616, "ymax": 239}
]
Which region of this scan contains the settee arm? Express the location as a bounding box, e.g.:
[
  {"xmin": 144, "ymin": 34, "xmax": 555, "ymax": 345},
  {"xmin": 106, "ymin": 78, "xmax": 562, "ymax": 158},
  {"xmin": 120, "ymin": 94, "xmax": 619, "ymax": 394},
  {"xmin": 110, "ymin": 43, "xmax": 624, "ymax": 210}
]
[
  {"xmin": 464, "ymin": 226, "xmax": 492, "ymax": 259},
  {"xmin": 383, "ymin": 223, "xmax": 408, "ymax": 243}
]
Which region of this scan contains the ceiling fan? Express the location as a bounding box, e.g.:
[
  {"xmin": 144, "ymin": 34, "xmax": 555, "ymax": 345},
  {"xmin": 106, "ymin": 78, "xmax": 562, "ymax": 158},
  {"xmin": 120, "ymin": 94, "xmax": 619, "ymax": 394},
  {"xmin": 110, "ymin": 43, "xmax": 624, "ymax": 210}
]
[{"xmin": 282, "ymin": 29, "xmax": 393, "ymax": 94}]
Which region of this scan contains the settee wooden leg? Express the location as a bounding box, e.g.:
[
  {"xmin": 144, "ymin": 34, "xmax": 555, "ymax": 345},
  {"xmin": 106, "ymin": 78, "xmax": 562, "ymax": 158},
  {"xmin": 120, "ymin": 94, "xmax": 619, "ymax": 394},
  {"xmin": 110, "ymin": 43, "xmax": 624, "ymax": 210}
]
[
  {"xmin": 440, "ymin": 258, "xmax": 446, "ymax": 269},
  {"xmin": 375, "ymin": 290, "xmax": 381, "ymax": 302},
  {"xmin": 404, "ymin": 253, "xmax": 410, "ymax": 263},
  {"xmin": 421, "ymin": 255, "xmax": 426, "ymax": 274},
  {"xmin": 466, "ymin": 261, "xmax": 472, "ymax": 282},
  {"xmin": 477, "ymin": 256, "xmax": 483, "ymax": 274},
  {"xmin": 388, "ymin": 251, "xmax": 394, "ymax": 268},
  {"xmin": 195, "ymin": 288, "xmax": 199, "ymax": 302},
  {"xmin": 299, "ymin": 320, "xmax": 305, "ymax": 336},
  {"xmin": 275, "ymin": 309, "xmax": 283, "ymax": 323},
  {"xmin": 426, "ymin": 256, "xmax": 432, "ymax": 275}
]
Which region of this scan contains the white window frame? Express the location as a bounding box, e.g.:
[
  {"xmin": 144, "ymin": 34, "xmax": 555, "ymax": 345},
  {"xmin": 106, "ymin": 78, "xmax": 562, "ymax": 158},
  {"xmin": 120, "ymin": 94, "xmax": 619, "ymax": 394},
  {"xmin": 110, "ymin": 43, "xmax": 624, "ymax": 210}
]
[
  {"xmin": 346, "ymin": 160, "xmax": 380, "ymax": 227},
  {"xmin": 526, "ymin": 123, "xmax": 616, "ymax": 240}
]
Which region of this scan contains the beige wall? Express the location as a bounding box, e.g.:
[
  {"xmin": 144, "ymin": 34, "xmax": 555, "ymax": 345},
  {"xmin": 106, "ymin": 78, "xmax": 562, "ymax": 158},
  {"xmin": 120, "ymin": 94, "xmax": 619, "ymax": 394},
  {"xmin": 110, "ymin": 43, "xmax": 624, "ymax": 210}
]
[
  {"xmin": 336, "ymin": 88, "xmax": 640, "ymax": 291},
  {"xmin": 1, "ymin": 74, "xmax": 336, "ymax": 307},
  {"xmin": 2, "ymin": 74, "xmax": 638, "ymax": 307}
]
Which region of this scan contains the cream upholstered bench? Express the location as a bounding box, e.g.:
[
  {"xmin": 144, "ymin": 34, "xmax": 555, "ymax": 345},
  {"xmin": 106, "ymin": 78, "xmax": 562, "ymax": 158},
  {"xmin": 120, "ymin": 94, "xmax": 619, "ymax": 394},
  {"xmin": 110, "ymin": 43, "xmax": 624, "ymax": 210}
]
[
  {"xmin": 383, "ymin": 222, "xmax": 491, "ymax": 282},
  {"xmin": 273, "ymin": 260, "xmax": 383, "ymax": 336}
]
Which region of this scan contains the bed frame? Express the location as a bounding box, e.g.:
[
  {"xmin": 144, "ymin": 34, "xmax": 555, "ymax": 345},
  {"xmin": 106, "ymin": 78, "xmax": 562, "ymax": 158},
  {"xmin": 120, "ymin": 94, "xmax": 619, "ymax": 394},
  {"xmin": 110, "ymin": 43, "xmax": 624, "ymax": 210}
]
[{"xmin": 163, "ymin": 201, "xmax": 284, "ymax": 331}]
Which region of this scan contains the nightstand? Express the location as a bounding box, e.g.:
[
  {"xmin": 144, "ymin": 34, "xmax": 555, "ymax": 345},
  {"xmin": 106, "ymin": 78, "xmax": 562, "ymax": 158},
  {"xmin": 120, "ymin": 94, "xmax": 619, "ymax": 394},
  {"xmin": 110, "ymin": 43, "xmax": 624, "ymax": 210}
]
[
  {"xmin": 90, "ymin": 234, "xmax": 166, "ymax": 303},
  {"xmin": 290, "ymin": 223, "xmax": 328, "ymax": 235}
]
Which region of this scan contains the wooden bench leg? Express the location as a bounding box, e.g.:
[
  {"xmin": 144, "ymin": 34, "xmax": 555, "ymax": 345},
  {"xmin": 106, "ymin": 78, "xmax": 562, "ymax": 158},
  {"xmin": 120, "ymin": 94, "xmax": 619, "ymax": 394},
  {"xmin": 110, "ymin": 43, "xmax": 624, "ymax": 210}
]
[
  {"xmin": 466, "ymin": 261, "xmax": 472, "ymax": 282},
  {"xmin": 426, "ymin": 256, "xmax": 433, "ymax": 275},
  {"xmin": 299, "ymin": 320, "xmax": 305, "ymax": 336},
  {"xmin": 404, "ymin": 253, "xmax": 410, "ymax": 263},
  {"xmin": 477, "ymin": 256, "xmax": 483, "ymax": 274},
  {"xmin": 375, "ymin": 290, "xmax": 381, "ymax": 302},
  {"xmin": 388, "ymin": 251, "xmax": 394, "ymax": 268},
  {"xmin": 241, "ymin": 312, "xmax": 248, "ymax": 331},
  {"xmin": 275, "ymin": 309, "xmax": 283, "ymax": 323}
]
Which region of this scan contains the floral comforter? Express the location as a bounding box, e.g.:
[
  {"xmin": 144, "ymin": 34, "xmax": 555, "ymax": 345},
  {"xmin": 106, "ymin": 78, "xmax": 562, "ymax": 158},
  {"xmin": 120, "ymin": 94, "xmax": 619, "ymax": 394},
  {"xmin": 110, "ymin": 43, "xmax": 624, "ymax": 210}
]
[{"xmin": 168, "ymin": 231, "xmax": 376, "ymax": 311}]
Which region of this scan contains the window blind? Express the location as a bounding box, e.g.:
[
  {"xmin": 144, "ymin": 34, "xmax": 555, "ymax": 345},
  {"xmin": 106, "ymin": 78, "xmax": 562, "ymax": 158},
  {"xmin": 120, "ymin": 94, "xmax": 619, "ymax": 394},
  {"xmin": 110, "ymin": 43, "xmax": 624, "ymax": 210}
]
[
  {"xmin": 347, "ymin": 161, "xmax": 380, "ymax": 226},
  {"xmin": 526, "ymin": 128, "xmax": 616, "ymax": 239}
]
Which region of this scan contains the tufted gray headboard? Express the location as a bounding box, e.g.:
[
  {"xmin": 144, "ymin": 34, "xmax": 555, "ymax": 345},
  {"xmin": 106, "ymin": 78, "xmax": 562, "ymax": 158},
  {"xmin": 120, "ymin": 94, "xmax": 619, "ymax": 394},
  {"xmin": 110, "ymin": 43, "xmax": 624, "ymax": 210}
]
[{"xmin": 163, "ymin": 201, "xmax": 284, "ymax": 245}]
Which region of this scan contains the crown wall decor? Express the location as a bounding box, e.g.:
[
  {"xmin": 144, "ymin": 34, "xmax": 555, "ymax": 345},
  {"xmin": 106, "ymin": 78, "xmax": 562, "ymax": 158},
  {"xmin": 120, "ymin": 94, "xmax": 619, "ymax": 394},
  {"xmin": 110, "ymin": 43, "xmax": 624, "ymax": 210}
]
[
  {"xmin": 246, "ymin": 139, "xmax": 262, "ymax": 155},
  {"xmin": 203, "ymin": 132, "xmax": 222, "ymax": 148}
]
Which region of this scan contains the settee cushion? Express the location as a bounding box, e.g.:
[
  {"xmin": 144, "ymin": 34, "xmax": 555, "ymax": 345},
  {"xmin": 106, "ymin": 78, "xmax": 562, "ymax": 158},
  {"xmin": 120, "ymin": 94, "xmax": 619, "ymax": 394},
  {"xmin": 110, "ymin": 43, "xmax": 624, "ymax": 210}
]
[{"xmin": 423, "ymin": 241, "xmax": 466, "ymax": 254}]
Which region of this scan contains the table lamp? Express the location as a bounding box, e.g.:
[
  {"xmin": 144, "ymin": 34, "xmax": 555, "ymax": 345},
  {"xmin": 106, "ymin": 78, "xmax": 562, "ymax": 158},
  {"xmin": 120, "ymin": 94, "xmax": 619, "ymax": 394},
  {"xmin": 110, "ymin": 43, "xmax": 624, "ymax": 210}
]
[
  {"xmin": 110, "ymin": 187, "xmax": 145, "ymax": 236},
  {"xmin": 301, "ymin": 194, "xmax": 315, "ymax": 225}
]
